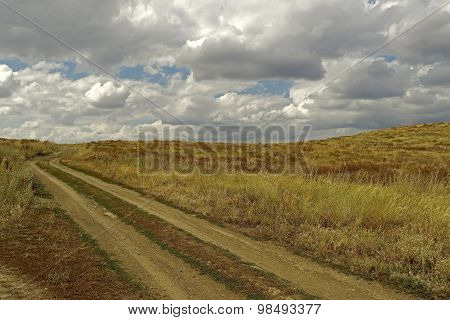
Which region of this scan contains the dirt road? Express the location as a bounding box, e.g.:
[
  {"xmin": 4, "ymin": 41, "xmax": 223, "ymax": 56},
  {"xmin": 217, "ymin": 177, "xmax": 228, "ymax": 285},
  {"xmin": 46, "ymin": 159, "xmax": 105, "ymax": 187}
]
[
  {"xmin": 45, "ymin": 160, "xmax": 414, "ymax": 300},
  {"xmin": 32, "ymin": 163, "xmax": 241, "ymax": 300}
]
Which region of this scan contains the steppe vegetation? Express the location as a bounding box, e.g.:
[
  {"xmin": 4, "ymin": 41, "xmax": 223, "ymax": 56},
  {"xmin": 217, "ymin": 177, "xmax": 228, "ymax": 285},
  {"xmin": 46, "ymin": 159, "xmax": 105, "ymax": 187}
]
[
  {"xmin": 0, "ymin": 139, "xmax": 55, "ymax": 229},
  {"xmin": 59, "ymin": 123, "xmax": 450, "ymax": 298}
]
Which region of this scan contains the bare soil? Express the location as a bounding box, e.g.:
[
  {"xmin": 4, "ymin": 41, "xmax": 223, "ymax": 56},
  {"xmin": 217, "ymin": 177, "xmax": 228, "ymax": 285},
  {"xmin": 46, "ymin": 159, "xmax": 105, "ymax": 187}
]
[{"xmin": 0, "ymin": 266, "xmax": 49, "ymax": 299}]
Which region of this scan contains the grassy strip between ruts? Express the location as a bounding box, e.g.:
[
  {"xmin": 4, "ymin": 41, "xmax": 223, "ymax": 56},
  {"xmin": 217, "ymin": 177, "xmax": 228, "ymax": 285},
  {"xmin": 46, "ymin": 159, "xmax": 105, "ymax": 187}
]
[
  {"xmin": 37, "ymin": 161, "xmax": 320, "ymax": 300},
  {"xmin": 0, "ymin": 175, "xmax": 153, "ymax": 299}
]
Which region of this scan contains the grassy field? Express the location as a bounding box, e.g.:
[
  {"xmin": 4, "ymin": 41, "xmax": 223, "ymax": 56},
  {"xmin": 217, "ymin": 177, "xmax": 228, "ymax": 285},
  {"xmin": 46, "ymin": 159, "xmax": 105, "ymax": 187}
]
[
  {"xmin": 58, "ymin": 122, "xmax": 450, "ymax": 298},
  {"xmin": 68, "ymin": 122, "xmax": 449, "ymax": 181},
  {"xmin": 0, "ymin": 140, "xmax": 152, "ymax": 299}
]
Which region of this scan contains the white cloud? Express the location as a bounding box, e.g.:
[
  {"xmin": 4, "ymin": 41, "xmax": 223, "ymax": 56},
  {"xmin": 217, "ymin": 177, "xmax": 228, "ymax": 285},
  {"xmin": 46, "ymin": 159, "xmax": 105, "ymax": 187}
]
[
  {"xmin": 0, "ymin": 0, "xmax": 449, "ymax": 142},
  {"xmin": 0, "ymin": 106, "xmax": 12, "ymax": 115},
  {"xmin": 21, "ymin": 120, "xmax": 41, "ymax": 128},
  {"xmin": 85, "ymin": 81, "xmax": 130, "ymax": 109},
  {"xmin": 0, "ymin": 64, "xmax": 18, "ymax": 98}
]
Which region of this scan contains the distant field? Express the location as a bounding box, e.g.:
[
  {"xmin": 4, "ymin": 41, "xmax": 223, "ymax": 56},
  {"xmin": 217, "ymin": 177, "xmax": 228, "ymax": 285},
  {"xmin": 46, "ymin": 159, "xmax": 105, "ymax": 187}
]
[
  {"xmin": 58, "ymin": 122, "xmax": 450, "ymax": 298},
  {"xmin": 64, "ymin": 122, "xmax": 449, "ymax": 181}
]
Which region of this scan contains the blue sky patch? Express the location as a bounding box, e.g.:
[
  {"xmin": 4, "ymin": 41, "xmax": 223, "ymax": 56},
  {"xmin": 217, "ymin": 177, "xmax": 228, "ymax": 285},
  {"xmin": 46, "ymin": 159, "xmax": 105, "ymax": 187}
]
[
  {"xmin": 0, "ymin": 58, "xmax": 29, "ymax": 71},
  {"xmin": 159, "ymin": 65, "xmax": 190, "ymax": 79},
  {"xmin": 380, "ymin": 55, "xmax": 397, "ymax": 63},
  {"xmin": 117, "ymin": 65, "xmax": 148, "ymax": 81},
  {"xmin": 118, "ymin": 64, "xmax": 190, "ymax": 86},
  {"xmin": 239, "ymin": 79, "xmax": 294, "ymax": 97},
  {"xmin": 50, "ymin": 61, "xmax": 89, "ymax": 80}
]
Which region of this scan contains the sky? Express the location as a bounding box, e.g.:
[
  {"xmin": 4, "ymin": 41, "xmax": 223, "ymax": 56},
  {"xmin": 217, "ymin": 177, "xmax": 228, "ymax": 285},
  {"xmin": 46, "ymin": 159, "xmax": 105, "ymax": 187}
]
[{"xmin": 0, "ymin": 0, "xmax": 450, "ymax": 143}]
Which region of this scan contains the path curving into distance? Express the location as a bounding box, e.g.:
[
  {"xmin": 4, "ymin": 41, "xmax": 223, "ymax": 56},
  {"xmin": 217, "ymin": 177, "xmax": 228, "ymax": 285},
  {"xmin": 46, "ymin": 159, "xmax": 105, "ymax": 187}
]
[
  {"xmin": 32, "ymin": 162, "xmax": 241, "ymax": 300},
  {"xmin": 37, "ymin": 159, "xmax": 415, "ymax": 299}
]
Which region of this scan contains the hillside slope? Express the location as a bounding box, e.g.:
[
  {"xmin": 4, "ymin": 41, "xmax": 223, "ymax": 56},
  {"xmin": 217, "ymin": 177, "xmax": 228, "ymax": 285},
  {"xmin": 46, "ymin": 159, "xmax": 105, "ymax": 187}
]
[
  {"xmin": 304, "ymin": 122, "xmax": 449, "ymax": 180},
  {"xmin": 64, "ymin": 122, "xmax": 449, "ymax": 181},
  {"xmin": 57, "ymin": 122, "xmax": 449, "ymax": 298}
]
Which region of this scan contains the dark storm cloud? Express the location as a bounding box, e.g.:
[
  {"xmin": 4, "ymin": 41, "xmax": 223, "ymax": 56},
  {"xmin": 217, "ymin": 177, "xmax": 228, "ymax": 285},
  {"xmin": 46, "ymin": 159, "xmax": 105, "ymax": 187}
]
[
  {"xmin": 420, "ymin": 63, "xmax": 450, "ymax": 86},
  {"xmin": 179, "ymin": 37, "xmax": 325, "ymax": 81},
  {"xmin": 0, "ymin": 0, "xmax": 196, "ymax": 68},
  {"xmin": 394, "ymin": 11, "xmax": 450, "ymax": 65},
  {"xmin": 177, "ymin": 1, "xmax": 404, "ymax": 81},
  {"xmin": 282, "ymin": 1, "xmax": 402, "ymax": 59},
  {"xmin": 331, "ymin": 60, "xmax": 411, "ymax": 99}
]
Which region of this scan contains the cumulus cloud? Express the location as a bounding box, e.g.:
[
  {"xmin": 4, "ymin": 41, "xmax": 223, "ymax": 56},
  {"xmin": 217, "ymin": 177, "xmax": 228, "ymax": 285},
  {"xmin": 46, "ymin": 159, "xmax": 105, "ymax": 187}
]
[
  {"xmin": 212, "ymin": 92, "xmax": 290, "ymax": 123},
  {"xmin": 179, "ymin": 36, "xmax": 325, "ymax": 81},
  {"xmin": 85, "ymin": 81, "xmax": 130, "ymax": 109},
  {"xmin": 420, "ymin": 63, "xmax": 450, "ymax": 86},
  {"xmin": 0, "ymin": 106, "xmax": 12, "ymax": 115},
  {"xmin": 0, "ymin": 0, "xmax": 197, "ymax": 70},
  {"xmin": 0, "ymin": 0, "xmax": 449, "ymax": 142},
  {"xmin": 331, "ymin": 60, "xmax": 411, "ymax": 99},
  {"xmin": 393, "ymin": 11, "xmax": 450, "ymax": 65},
  {"xmin": 0, "ymin": 64, "xmax": 18, "ymax": 98}
]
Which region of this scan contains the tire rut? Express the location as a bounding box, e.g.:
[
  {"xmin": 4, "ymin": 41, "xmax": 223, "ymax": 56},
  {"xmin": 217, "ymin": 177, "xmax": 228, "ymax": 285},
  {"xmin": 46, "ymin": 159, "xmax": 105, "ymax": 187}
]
[{"xmin": 32, "ymin": 163, "xmax": 242, "ymax": 300}]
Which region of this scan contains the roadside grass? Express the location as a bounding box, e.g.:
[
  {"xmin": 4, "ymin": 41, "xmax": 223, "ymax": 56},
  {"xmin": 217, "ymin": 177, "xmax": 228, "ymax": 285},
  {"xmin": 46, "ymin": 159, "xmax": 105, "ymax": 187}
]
[
  {"xmin": 38, "ymin": 161, "xmax": 318, "ymax": 300},
  {"xmin": 58, "ymin": 122, "xmax": 450, "ymax": 299},
  {"xmin": 0, "ymin": 138, "xmax": 56, "ymax": 161},
  {"xmin": 0, "ymin": 140, "xmax": 51, "ymax": 229},
  {"xmin": 0, "ymin": 140, "xmax": 152, "ymax": 299}
]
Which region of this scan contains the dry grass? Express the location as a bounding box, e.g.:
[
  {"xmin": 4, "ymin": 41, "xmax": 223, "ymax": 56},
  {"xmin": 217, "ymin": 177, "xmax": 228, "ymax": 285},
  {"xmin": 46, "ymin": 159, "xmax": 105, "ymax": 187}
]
[
  {"xmin": 59, "ymin": 122, "xmax": 450, "ymax": 298},
  {"xmin": 303, "ymin": 122, "xmax": 449, "ymax": 181},
  {"xmin": 0, "ymin": 140, "xmax": 53, "ymax": 229},
  {"xmin": 66, "ymin": 122, "xmax": 449, "ymax": 181}
]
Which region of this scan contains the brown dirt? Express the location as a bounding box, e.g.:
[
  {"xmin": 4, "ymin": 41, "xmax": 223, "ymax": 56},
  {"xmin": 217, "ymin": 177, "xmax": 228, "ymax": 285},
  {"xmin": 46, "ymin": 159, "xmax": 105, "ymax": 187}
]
[
  {"xmin": 0, "ymin": 266, "xmax": 49, "ymax": 299},
  {"xmin": 31, "ymin": 162, "xmax": 241, "ymax": 300},
  {"xmin": 0, "ymin": 200, "xmax": 146, "ymax": 300},
  {"xmin": 48, "ymin": 159, "xmax": 416, "ymax": 300}
]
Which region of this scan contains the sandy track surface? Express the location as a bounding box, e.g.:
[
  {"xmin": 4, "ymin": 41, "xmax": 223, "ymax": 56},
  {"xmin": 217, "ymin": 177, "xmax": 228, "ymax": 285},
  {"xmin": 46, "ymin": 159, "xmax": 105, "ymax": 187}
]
[
  {"xmin": 32, "ymin": 163, "xmax": 241, "ymax": 300},
  {"xmin": 0, "ymin": 266, "xmax": 49, "ymax": 300},
  {"xmin": 48, "ymin": 160, "xmax": 414, "ymax": 300}
]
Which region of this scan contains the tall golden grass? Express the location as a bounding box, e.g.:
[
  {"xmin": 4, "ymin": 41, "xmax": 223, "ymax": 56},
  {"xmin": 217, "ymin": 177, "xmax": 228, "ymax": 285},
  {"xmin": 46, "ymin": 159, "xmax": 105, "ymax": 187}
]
[
  {"xmin": 0, "ymin": 139, "xmax": 55, "ymax": 229},
  {"xmin": 60, "ymin": 122, "xmax": 450, "ymax": 298}
]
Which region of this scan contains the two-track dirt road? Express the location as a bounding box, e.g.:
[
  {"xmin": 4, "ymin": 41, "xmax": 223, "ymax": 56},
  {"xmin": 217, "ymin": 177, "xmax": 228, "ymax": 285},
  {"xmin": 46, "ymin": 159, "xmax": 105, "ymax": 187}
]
[
  {"xmin": 33, "ymin": 160, "xmax": 414, "ymax": 300},
  {"xmin": 32, "ymin": 162, "xmax": 241, "ymax": 300}
]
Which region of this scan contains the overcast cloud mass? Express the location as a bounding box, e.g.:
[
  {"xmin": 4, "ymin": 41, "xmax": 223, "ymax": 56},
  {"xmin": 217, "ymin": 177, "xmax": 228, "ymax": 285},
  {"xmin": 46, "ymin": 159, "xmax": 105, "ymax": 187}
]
[{"xmin": 0, "ymin": 0, "xmax": 449, "ymax": 142}]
